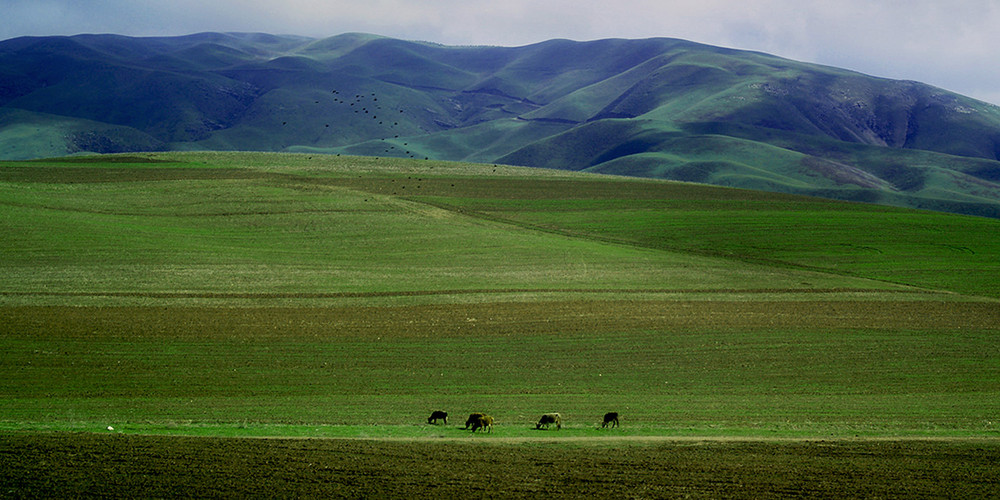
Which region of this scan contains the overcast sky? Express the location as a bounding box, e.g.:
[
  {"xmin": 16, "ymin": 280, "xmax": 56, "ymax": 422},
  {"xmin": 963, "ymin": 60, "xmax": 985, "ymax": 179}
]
[{"xmin": 4, "ymin": 0, "xmax": 999, "ymax": 105}]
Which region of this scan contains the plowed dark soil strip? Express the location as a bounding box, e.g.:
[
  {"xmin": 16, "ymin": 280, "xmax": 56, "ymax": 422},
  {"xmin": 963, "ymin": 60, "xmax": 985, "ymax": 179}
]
[{"xmin": 2, "ymin": 433, "xmax": 997, "ymax": 498}]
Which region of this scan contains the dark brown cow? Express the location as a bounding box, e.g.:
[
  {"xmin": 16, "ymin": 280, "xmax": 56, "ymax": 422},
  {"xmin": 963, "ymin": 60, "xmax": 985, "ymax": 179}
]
[
  {"xmin": 602, "ymin": 412, "xmax": 619, "ymax": 428},
  {"xmin": 470, "ymin": 414, "xmax": 494, "ymax": 433},
  {"xmin": 536, "ymin": 413, "xmax": 562, "ymax": 430},
  {"xmin": 427, "ymin": 410, "xmax": 448, "ymax": 425},
  {"xmin": 464, "ymin": 413, "xmax": 486, "ymax": 429}
]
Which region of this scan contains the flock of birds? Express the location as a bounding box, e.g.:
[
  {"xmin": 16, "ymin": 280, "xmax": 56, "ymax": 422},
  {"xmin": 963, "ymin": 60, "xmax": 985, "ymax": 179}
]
[{"xmin": 284, "ymin": 88, "xmax": 427, "ymax": 160}]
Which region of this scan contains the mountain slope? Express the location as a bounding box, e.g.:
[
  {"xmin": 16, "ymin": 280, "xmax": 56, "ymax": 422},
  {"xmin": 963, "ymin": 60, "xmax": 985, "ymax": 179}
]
[{"xmin": 1, "ymin": 33, "xmax": 999, "ymax": 216}]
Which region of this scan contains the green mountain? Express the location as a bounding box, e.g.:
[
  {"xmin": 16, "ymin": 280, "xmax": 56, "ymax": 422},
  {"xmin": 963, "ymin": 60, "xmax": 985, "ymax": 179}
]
[{"xmin": 2, "ymin": 33, "xmax": 999, "ymax": 216}]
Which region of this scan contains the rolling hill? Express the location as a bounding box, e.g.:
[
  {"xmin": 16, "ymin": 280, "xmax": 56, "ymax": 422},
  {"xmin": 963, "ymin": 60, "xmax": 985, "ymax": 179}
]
[{"xmin": 2, "ymin": 33, "xmax": 1000, "ymax": 216}]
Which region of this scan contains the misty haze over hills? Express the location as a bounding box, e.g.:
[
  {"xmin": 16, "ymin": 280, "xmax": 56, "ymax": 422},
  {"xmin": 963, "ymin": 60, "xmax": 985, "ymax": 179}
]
[{"xmin": 2, "ymin": 32, "xmax": 999, "ymax": 217}]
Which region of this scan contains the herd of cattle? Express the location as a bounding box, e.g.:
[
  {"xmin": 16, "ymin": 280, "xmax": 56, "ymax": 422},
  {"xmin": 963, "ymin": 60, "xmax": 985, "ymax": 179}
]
[{"xmin": 427, "ymin": 411, "xmax": 619, "ymax": 432}]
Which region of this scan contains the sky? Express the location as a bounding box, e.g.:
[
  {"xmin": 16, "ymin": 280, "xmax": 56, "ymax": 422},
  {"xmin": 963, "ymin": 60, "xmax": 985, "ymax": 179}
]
[{"xmin": 3, "ymin": 0, "xmax": 999, "ymax": 105}]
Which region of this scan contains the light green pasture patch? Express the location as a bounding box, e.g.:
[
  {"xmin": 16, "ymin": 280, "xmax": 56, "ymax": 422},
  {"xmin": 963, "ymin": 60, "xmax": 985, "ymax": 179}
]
[{"xmin": 0, "ymin": 166, "xmax": 895, "ymax": 305}]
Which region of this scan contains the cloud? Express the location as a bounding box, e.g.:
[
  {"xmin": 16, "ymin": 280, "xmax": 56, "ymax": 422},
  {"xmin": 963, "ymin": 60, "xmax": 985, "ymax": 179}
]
[
  {"xmin": 744, "ymin": 0, "xmax": 1000, "ymax": 104},
  {"xmin": 1, "ymin": 0, "xmax": 997, "ymax": 104}
]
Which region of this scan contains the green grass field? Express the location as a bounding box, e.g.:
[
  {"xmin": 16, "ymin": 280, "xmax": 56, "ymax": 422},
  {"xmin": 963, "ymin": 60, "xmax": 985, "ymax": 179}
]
[{"xmin": 1, "ymin": 152, "xmax": 998, "ymax": 442}]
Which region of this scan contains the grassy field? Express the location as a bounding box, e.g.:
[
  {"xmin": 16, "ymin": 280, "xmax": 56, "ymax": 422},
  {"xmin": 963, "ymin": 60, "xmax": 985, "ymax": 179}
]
[
  {"xmin": 1, "ymin": 152, "xmax": 998, "ymax": 495},
  {"xmin": 2, "ymin": 300, "xmax": 998, "ymax": 437}
]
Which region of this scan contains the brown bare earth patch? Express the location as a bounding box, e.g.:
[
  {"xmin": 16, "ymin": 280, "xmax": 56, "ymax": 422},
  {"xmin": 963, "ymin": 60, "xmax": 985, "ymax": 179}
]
[{"xmin": 2, "ymin": 433, "xmax": 998, "ymax": 498}]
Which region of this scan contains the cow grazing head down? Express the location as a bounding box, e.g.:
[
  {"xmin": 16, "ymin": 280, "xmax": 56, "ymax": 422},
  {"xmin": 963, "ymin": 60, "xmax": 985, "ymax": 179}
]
[
  {"xmin": 536, "ymin": 413, "xmax": 562, "ymax": 430},
  {"xmin": 427, "ymin": 410, "xmax": 448, "ymax": 425},
  {"xmin": 602, "ymin": 412, "xmax": 619, "ymax": 428},
  {"xmin": 464, "ymin": 413, "xmax": 486, "ymax": 429},
  {"xmin": 470, "ymin": 414, "xmax": 493, "ymax": 433}
]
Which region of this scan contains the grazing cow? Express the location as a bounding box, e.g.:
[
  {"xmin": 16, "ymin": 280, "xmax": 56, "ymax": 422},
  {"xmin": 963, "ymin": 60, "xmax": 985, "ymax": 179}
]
[
  {"xmin": 470, "ymin": 414, "xmax": 494, "ymax": 433},
  {"xmin": 602, "ymin": 412, "xmax": 619, "ymax": 428},
  {"xmin": 427, "ymin": 410, "xmax": 448, "ymax": 425},
  {"xmin": 464, "ymin": 413, "xmax": 486, "ymax": 429},
  {"xmin": 536, "ymin": 413, "xmax": 562, "ymax": 430}
]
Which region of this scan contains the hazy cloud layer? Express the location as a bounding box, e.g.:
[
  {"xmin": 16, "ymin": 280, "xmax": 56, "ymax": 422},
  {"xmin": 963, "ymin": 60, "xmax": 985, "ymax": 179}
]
[{"xmin": 3, "ymin": 0, "xmax": 999, "ymax": 105}]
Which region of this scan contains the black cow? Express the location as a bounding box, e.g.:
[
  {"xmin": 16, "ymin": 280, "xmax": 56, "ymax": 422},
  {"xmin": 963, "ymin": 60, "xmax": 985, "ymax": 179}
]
[
  {"xmin": 602, "ymin": 412, "xmax": 619, "ymax": 428},
  {"xmin": 427, "ymin": 410, "xmax": 448, "ymax": 425},
  {"xmin": 536, "ymin": 413, "xmax": 562, "ymax": 430}
]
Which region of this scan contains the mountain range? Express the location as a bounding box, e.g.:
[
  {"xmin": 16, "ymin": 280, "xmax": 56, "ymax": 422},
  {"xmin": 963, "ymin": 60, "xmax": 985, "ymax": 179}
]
[{"xmin": 2, "ymin": 32, "xmax": 1000, "ymax": 217}]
